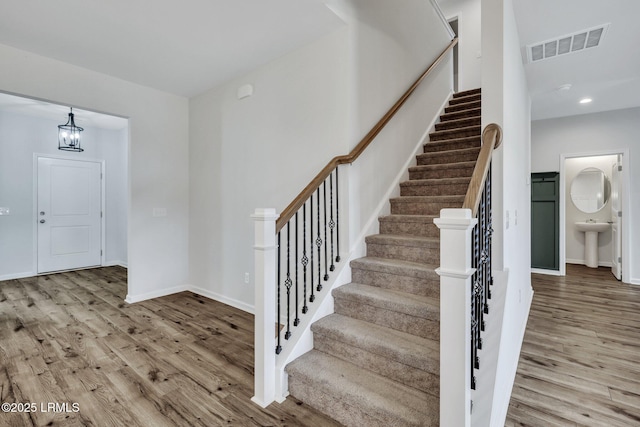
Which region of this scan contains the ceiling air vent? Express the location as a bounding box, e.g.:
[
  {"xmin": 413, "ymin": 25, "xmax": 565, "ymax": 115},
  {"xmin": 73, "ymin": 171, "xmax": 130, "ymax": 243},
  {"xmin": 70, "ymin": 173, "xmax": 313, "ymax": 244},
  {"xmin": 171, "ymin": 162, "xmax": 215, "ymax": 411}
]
[{"xmin": 526, "ymin": 24, "xmax": 609, "ymax": 63}]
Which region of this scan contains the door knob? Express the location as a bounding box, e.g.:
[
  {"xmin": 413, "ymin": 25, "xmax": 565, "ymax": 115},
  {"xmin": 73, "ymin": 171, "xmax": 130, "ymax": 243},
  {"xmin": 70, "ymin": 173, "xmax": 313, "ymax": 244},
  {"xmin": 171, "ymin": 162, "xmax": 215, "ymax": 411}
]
[
  {"xmin": 40, "ymin": 211, "xmax": 45, "ymax": 215},
  {"xmin": 39, "ymin": 219, "xmax": 46, "ymax": 224}
]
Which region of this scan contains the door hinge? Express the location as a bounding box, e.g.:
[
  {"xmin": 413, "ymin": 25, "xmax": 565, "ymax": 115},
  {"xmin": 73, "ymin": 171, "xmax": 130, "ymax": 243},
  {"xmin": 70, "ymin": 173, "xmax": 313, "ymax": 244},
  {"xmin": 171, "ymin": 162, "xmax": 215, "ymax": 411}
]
[
  {"xmin": 101, "ymin": 211, "xmax": 103, "ymax": 218},
  {"xmin": 101, "ymin": 250, "xmax": 103, "ymax": 256},
  {"xmin": 101, "ymin": 172, "xmax": 103, "ymax": 179},
  {"xmin": 618, "ymin": 211, "xmax": 622, "ymax": 218},
  {"xmin": 618, "ymin": 256, "xmax": 622, "ymax": 263},
  {"xmin": 618, "ymin": 165, "xmax": 622, "ymax": 172}
]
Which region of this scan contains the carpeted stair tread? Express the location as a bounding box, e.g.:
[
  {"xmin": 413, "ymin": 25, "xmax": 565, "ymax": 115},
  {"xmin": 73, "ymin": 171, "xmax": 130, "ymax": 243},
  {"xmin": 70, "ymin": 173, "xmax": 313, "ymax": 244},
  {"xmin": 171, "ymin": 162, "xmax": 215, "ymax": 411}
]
[
  {"xmin": 416, "ymin": 147, "xmax": 480, "ymax": 165},
  {"xmin": 435, "ymin": 116, "xmax": 481, "ymax": 131},
  {"xmin": 422, "ymin": 135, "xmax": 481, "ymax": 153},
  {"xmin": 429, "ymin": 125, "xmax": 481, "ymax": 141},
  {"xmin": 445, "ymin": 99, "xmax": 481, "ymax": 113},
  {"xmin": 365, "ymin": 233, "xmax": 439, "ymax": 249},
  {"xmin": 409, "ymin": 161, "xmax": 476, "ymax": 179},
  {"xmin": 452, "ymin": 88, "xmax": 481, "ymax": 98},
  {"xmin": 439, "ymin": 107, "xmax": 481, "ymax": 122},
  {"xmin": 350, "ymin": 256, "xmax": 440, "ymax": 297},
  {"xmin": 312, "ymin": 314, "xmax": 439, "ymax": 372},
  {"xmin": 333, "ymin": 283, "xmax": 439, "ymax": 321},
  {"xmin": 400, "ymin": 177, "xmax": 470, "ymax": 197},
  {"xmin": 350, "ymin": 256, "xmax": 439, "ymax": 280},
  {"xmin": 286, "ymin": 350, "xmax": 439, "ymax": 426},
  {"xmin": 449, "ymin": 92, "xmax": 481, "ymax": 105}
]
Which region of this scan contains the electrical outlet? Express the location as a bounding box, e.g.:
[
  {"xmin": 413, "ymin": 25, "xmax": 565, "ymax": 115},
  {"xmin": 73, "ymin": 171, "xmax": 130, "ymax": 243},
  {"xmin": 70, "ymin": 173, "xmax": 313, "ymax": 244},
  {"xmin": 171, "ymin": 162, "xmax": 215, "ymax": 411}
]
[{"xmin": 244, "ymin": 272, "xmax": 250, "ymax": 284}]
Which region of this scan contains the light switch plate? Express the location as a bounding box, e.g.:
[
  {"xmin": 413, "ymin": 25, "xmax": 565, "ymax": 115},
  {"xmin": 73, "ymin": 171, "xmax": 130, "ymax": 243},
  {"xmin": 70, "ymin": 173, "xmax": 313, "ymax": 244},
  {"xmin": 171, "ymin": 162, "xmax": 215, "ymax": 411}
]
[
  {"xmin": 153, "ymin": 208, "xmax": 167, "ymax": 217},
  {"xmin": 0, "ymin": 207, "xmax": 10, "ymax": 215}
]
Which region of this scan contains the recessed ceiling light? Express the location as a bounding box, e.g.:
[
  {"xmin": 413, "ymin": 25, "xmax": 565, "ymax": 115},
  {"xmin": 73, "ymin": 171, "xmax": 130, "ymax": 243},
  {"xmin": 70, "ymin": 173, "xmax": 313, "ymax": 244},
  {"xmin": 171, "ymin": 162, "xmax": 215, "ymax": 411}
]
[{"xmin": 579, "ymin": 98, "xmax": 593, "ymax": 104}]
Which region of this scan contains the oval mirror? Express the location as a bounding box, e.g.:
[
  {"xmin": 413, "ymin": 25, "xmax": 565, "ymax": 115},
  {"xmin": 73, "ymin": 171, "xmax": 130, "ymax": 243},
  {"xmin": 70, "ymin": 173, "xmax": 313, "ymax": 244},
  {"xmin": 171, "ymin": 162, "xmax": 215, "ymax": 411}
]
[{"xmin": 570, "ymin": 167, "xmax": 611, "ymax": 213}]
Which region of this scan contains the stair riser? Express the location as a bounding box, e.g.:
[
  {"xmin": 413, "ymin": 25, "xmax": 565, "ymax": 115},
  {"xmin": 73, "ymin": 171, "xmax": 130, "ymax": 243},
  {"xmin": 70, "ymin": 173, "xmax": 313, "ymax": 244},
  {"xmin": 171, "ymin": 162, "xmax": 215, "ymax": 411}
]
[
  {"xmin": 351, "ymin": 266, "xmax": 439, "ymax": 298},
  {"xmin": 422, "ymin": 138, "xmax": 480, "ymax": 153},
  {"xmin": 314, "ymin": 336, "xmax": 439, "ymax": 396},
  {"xmin": 435, "ymin": 117, "xmax": 481, "ymax": 131},
  {"xmin": 288, "ymin": 377, "xmax": 394, "ymax": 427},
  {"xmin": 365, "ymin": 242, "xmax": 439, "ymax": 264},
  {"xmin": 449, "ymin": 93, "xmax": 481, "ymax": 105},
  {"xmin": 409, "ymin": 166, "xmax": 474, "ymax": 180},
  {"xmin": 439, "ymin": 111, "xmax": 481, "ymax": 122},
  {"xmin": 391, "ymin": 200, "xmax": 462, "ymax": 215},
  {"xmin": 417, "ymin": 150, "xmax": 479, "ymax": 165},
  {"xmin": 445, "ymin": 100, "xmax": 481, "ymax": 113},
  {"xmin": 400, "ymin": 182, "xmax": 468, "ymax": 196},
  {"xmin": 334, "ymin": 298, "xmax": 439, "ymax": 340},
  {"xmin": 429, "ymin": 128, "xmax": 480, "ymax": 142},
  {"xmin": 378, "ymin": 219, "xmax": 440, "ymax": 239}
]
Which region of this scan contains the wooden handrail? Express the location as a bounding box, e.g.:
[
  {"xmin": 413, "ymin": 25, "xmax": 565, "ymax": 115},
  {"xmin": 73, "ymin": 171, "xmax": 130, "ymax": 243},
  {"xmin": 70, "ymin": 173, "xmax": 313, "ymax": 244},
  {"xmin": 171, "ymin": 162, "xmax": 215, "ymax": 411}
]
[
  {"xmin": 462, "ymin": 123, "xmax": 503, "ymax": 216},
  {"xmin": 276, "ymin": 38, "xmax": 459, "ymax": 232}
]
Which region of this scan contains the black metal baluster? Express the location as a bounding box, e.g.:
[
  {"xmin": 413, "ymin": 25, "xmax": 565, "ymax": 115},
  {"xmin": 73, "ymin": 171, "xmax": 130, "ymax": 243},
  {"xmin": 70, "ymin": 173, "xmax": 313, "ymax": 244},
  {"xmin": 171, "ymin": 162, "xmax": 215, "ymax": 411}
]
[
  {"xmin": 335, "ymin": 167, "xmax": 341, "ymax": 263},
  {"xmin": 285, "ymin": 223, "xmax": 292, "ymax": 340},
  {"xmin": 316, "ymin": 188, "xmax": 323, "ymax": 291},
  {"xmin": 276, "ymin": 232, "xmax": 282, "ymax": 354},
  {"xmin": 329, "ymin": 171, "xmax": 335, "ymax": 272},
  {"xmin": 294, "ymin": 213, "xmax": 300, "ymax": 327},
  {"xmin": 310, "ymin": 195, "xmax": 315, "ymax": 303},
  {"xmin": 302, "ymin": 203, "xmax": 309, "ymax": 314},
  {"xmin": 323, "ymin": 181, "xmax": 329, "ymax": 281}
]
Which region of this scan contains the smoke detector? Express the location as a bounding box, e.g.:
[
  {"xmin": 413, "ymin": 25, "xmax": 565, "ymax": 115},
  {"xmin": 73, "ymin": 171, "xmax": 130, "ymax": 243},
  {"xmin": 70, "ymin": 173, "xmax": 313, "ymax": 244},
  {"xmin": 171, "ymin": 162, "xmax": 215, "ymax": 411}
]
[{"xmin": 526, "ymin": 24, "xmax": 609, "ymax": 64}]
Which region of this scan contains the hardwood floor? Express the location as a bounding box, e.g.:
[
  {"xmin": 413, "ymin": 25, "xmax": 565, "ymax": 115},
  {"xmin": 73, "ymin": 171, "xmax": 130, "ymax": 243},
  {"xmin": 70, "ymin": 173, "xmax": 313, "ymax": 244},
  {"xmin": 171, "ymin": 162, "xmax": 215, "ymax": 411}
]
[
  {"xmin": 0, "ymin": 267, "xmax": 342, "ymax": 427},
  {"xmin": 505, "ymin": 264, "xmax": 640, "ymax": 426}
]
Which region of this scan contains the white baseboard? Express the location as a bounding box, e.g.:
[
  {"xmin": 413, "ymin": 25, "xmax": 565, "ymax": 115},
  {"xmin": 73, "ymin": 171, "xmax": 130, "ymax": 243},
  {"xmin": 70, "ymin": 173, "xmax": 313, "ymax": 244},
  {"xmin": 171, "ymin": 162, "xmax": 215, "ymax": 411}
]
[
  {"xmin": 531, "ymin": 268, "xmax": 562, "ymax": 276},
  {"xmin": 125, "ymin": 284, "xmax": 189, "ymax": 304},
  {"xmin": 103, "ymin": 260, "xmax": 128, "ymax": 268},
  {"xmin": 566, "ymin": 258, "xmax": 612, "ymax": 268},
  {"xmin": 0, "ymin": 271, "xmax": 35, "ymax": 282},
  {"xmin": 630, "ymin": 278, "xmax": 640, "ymax": 285},
  {"xmin": 188, "ymin": 285, "xmax": 254, "ymax": 314}
]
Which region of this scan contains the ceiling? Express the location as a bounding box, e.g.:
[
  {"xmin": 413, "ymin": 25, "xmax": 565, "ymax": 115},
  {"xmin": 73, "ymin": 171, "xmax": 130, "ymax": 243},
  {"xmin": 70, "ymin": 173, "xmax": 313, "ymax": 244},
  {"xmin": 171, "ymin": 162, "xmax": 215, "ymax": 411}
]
[
  {"xmin": 513, "ymin": 0, "xmax": 640, "ymax": 120},
  {"xmin": 0, "ymin": 0, "xmax": 344, "ymax": 98},
  {"xmin": 0, "ymin": 0, "xmax": 638, "ymax": 125}
]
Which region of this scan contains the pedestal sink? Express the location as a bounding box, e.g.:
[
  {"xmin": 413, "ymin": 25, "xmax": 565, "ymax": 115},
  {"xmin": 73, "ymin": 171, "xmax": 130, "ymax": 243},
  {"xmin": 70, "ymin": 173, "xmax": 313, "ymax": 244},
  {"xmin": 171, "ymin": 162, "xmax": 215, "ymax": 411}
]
[{"xmin": 575, "ymin": 221, "xmax": 611, "ymax": 268}]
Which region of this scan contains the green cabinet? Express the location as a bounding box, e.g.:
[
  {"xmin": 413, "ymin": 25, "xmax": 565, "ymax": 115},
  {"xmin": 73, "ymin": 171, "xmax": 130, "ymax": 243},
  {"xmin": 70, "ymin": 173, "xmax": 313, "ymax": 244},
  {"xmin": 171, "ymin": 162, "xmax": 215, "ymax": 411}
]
[{"xmin": 531, "ymin": 172, "xmax": 559, "ymax": 270}]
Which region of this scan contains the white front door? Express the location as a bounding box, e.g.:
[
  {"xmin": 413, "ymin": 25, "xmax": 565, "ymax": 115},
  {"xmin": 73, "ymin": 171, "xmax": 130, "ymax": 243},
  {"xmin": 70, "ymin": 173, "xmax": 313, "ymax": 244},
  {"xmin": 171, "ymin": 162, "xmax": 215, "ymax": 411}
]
[
  {"xmin": 37, "ymin": 157, "xmax": 102, "ymax": 273},
  {"xmin": 611, "ymin": 157, "xmax": 622, "ymax": 281}
]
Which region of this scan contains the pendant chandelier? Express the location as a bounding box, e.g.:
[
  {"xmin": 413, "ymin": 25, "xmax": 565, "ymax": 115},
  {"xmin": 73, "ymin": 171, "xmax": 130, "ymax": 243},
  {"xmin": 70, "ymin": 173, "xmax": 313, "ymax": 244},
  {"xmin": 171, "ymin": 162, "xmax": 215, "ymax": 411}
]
[{"xmin": 58, "ymin": 107, "xmax": 84, "ymax": 152}]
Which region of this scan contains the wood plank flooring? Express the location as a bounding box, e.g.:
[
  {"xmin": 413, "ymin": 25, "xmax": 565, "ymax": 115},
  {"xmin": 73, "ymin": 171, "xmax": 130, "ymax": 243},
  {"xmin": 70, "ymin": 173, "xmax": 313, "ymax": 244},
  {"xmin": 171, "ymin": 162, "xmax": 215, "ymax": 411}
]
[
  {"xmin": 505, "ymin": 264, "xmax": 640, "ymax": 426},
  {"xmin": 0, "ymin": 267, "xmax": 342, "ymax": 427}
]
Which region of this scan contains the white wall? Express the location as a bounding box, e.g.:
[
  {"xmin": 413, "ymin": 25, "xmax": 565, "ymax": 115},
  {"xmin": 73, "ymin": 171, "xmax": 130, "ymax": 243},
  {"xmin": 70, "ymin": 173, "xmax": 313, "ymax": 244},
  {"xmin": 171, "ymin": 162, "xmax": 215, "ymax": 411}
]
[
  {"xmin": 0, "ymin": 110, "xmax": 128, "ymax": 279},
  {"xmin": 189, "ymin": 0, "xmax": 454, "ymax": 312},
  {"xmin": 532, "ymin": 107, "xmax": 639, "ymax": 284},
  {"xmin": 0, "ymin": 43, "xmax": 189, "ymax": 301},
  {"xmin": 565, "ymin": 155, "xmax": 617, "ymax": 266},
  {"xmin": 189, "ymin": 29, "xmax": 350, "ymax": 312},
  {"xmin": 439, "ymin": 0, "xmax": 482, "ymax": 91},
  {"xmin": 477, "ymin": 0, "xmax": 533, "ymax": 425}
]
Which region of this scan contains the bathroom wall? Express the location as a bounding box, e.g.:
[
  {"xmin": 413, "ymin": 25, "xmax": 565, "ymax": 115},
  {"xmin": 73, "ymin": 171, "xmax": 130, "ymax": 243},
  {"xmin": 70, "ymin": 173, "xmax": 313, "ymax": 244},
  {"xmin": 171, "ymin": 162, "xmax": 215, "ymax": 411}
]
[{"xmin": 565, "ymin": 155, "xmax": 617, "ymax": 266}]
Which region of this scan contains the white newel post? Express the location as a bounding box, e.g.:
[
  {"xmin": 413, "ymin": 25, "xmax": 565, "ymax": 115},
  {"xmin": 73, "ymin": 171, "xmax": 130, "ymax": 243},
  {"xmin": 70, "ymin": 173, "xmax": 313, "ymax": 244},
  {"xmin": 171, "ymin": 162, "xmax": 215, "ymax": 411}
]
[
  {"xmin": 434, "ymin": 208, "xmax": 477, "ymax": 427},
  {"xmin": 251, "ymin": 208, "xmax": 279, "ymax": 408}
]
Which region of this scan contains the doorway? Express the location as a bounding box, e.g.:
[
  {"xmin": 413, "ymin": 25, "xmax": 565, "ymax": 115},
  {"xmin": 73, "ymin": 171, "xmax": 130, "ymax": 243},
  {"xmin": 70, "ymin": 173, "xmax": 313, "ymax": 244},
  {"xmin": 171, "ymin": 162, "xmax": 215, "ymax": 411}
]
[
  {"xmin": 560, "ymin": 151, "xmax": 628, "ymax": 282},
  {"xmin": 37, "ymin": 156, "xmax": 103, "ymax": 273}
]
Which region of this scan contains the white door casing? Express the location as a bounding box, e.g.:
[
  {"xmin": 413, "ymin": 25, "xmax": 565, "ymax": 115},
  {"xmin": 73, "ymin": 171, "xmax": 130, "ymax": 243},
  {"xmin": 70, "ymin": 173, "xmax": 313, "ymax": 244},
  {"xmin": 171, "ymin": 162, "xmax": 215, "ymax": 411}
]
[
  {"xmin": 37, "ymin": 157, "xmax": 102, "ymax": 273},
  {"xmin": 611, "ymin": 157, "xmax": 622, "ymax": 280}
]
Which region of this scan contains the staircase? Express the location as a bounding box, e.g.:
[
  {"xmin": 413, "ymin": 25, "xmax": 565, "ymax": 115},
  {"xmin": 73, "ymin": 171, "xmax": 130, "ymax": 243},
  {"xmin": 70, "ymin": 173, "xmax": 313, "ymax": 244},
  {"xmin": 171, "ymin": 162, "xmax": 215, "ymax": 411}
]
[{"xmin": 286, "ymin": 88, "xmax": 482, "ymax": 426}]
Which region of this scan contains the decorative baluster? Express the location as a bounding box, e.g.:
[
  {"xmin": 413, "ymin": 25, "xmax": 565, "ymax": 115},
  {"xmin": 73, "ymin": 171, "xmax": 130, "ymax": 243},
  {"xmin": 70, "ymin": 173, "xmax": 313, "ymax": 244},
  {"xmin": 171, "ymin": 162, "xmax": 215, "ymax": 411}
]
[
  {"xmin": 285, "ymin": 223, "xmax": 292, "ymax": 340},
  {"xmin": 294, "ymin": 213, "xmax": 300, "ymax": 327},
  {"xmin": 310, "ymin": 195, "xmax": 315, "ymax": 302},
  {"xmin": 323, "ymin": 181, "xmax": 329, "ymax": 281},
  {"xmin": 335, "ymin": 167, "xmax": 341, "ymax": 263},
  {"xmin": 329, "ymin": 171, "xmax": 335, "ymax": 272},
  {"xmin": 302, "ymin": 203, "xmax": 309, "ymax": 314},
  {"xmin": 276, "ymin": 232, "xmax": 282, "ymax": 355},
  {"xmin": 316, "ymin": 188, "xmax": 323, "ymax": 291}
]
